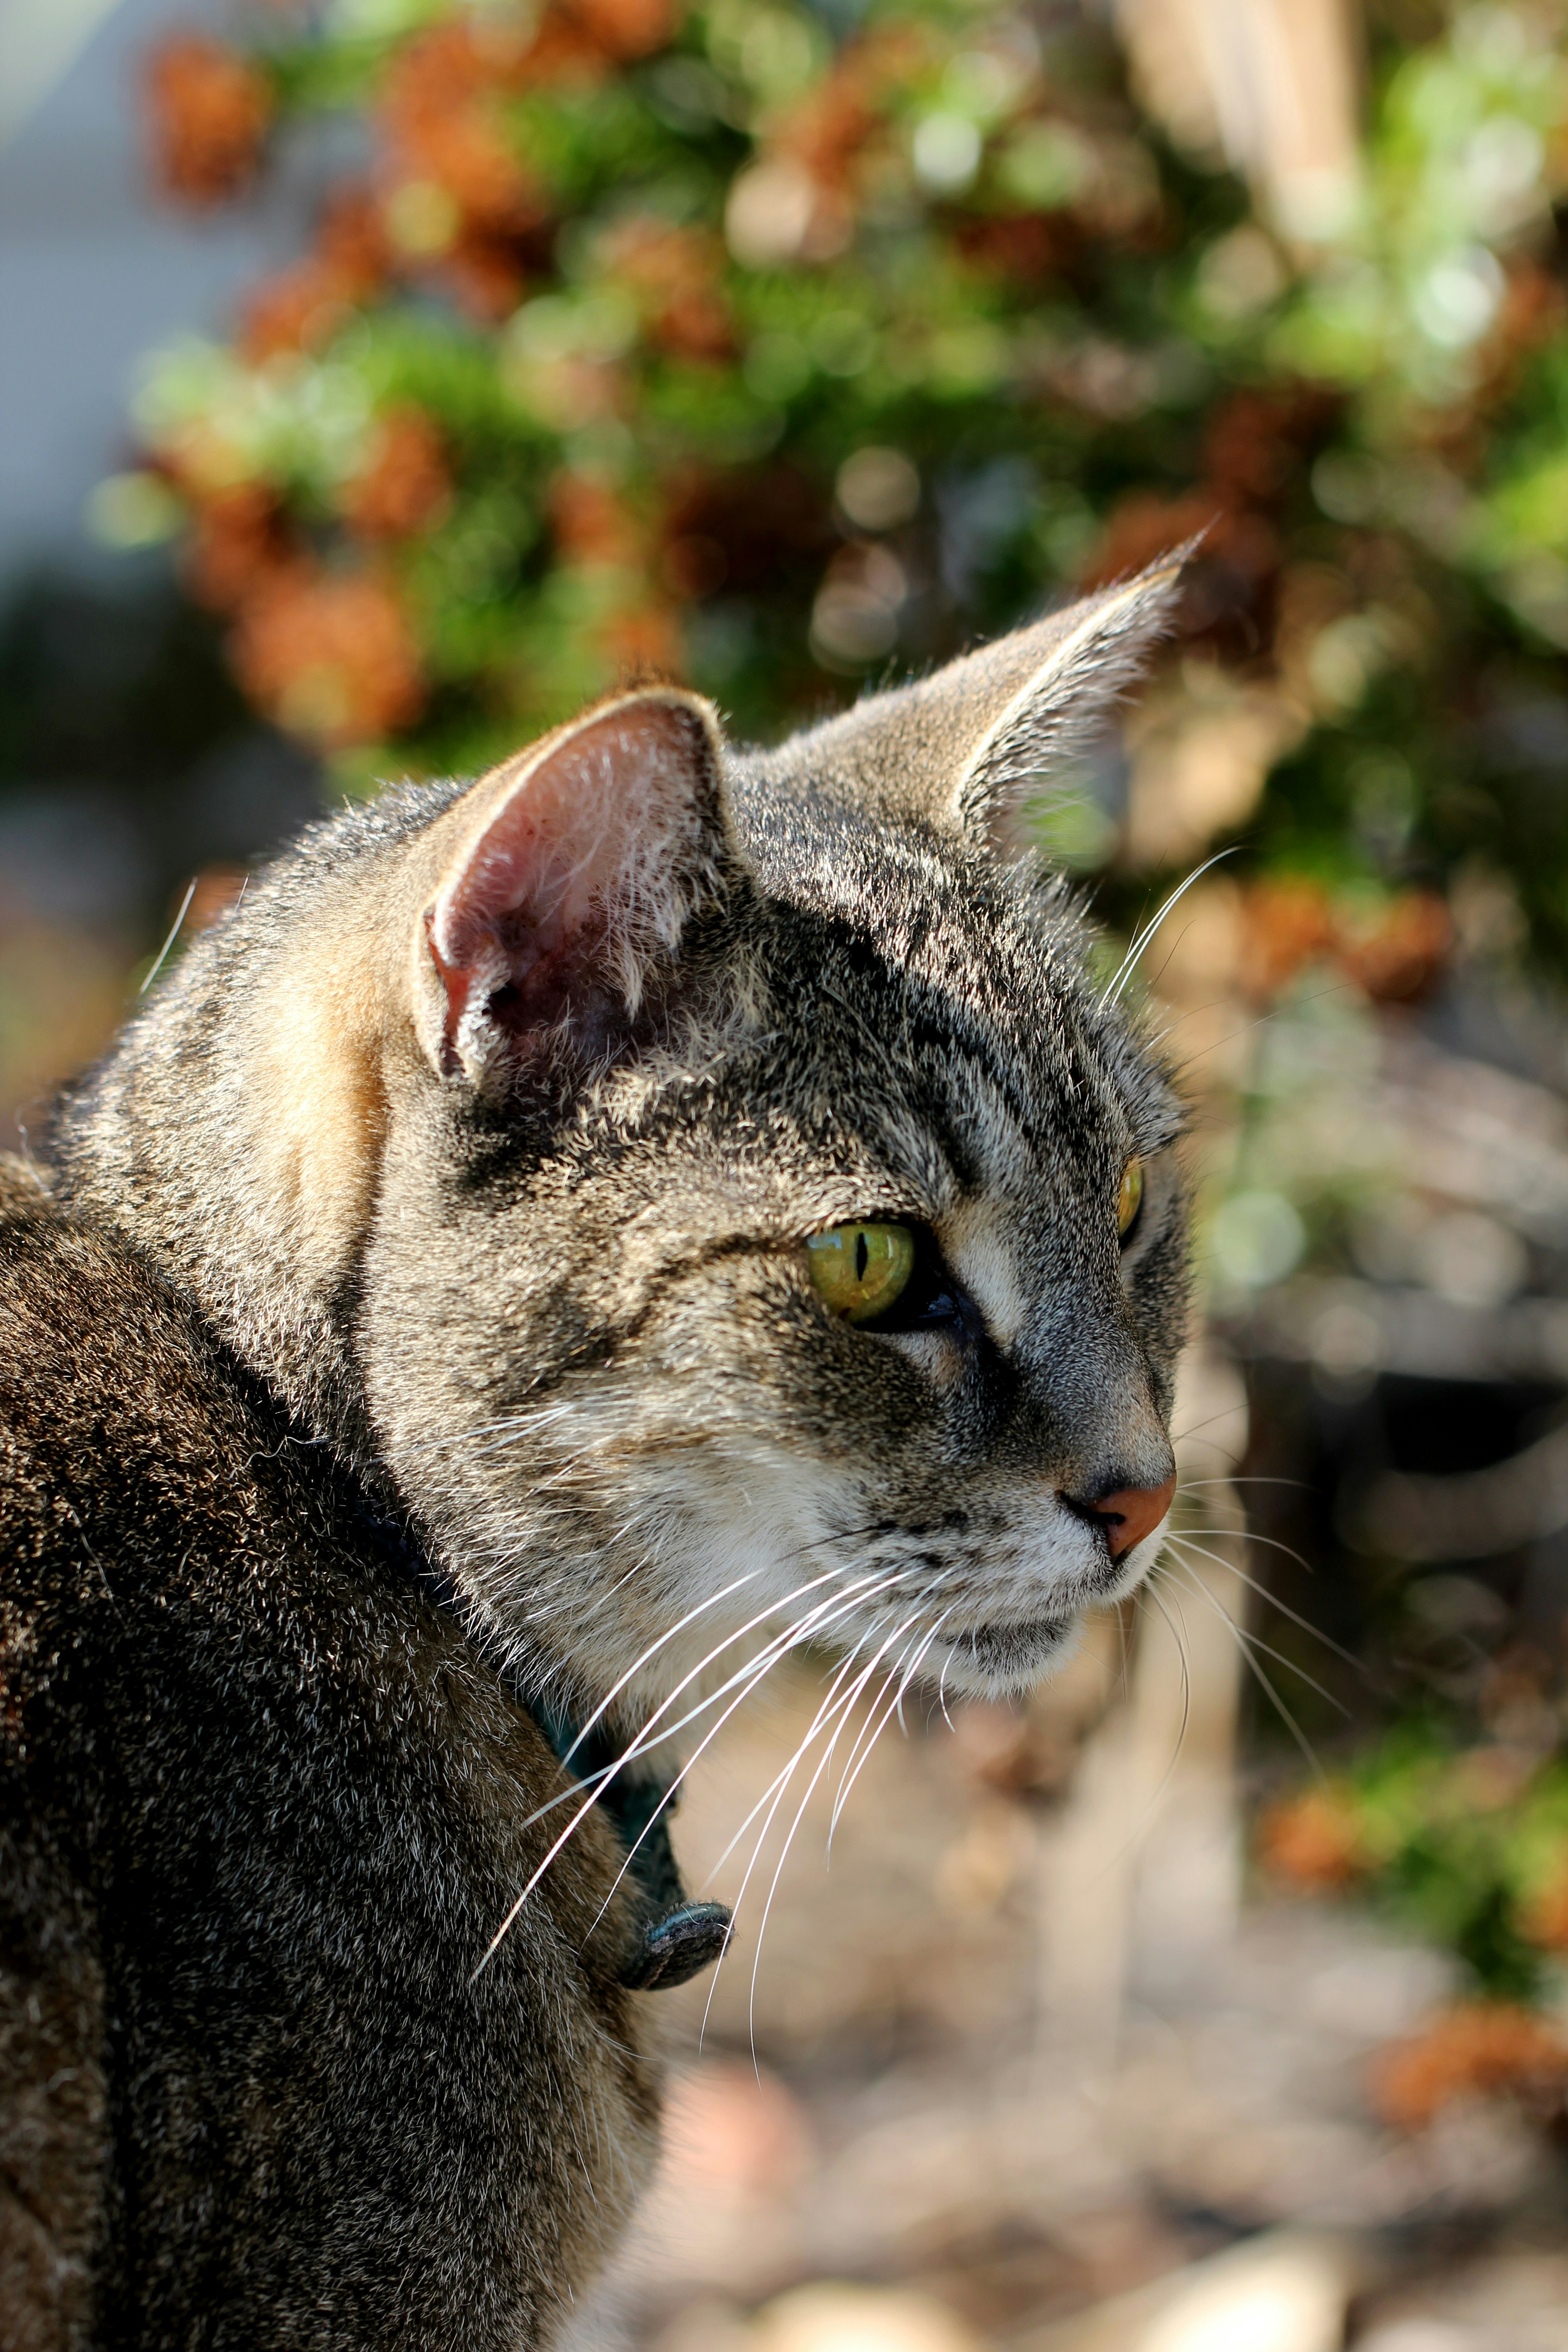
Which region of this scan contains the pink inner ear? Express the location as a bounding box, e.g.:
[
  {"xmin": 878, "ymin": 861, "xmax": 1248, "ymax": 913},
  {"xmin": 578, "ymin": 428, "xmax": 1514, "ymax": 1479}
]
[{"xmin": 427, "ymin": 698, "xmax": 711, "ymax": 1063}]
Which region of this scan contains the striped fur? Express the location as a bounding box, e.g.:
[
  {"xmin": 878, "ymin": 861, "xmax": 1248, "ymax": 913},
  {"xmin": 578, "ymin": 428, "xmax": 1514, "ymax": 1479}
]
[{"xmin": 4, "ymin": 563, "xmax": 1190, "ymax": 2344}]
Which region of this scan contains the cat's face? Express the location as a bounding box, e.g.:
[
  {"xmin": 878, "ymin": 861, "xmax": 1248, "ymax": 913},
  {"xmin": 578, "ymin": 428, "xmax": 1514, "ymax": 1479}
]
[{"xmin": 358, "ymin": 569, "xmax": 1190, "ymax": 1729}]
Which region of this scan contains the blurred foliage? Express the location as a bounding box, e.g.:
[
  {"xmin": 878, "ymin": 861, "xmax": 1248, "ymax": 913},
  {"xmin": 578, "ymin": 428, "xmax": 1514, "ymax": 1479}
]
[
  {"xmin": 107, "ymin": 0, "xmax": 1568, "ymax": 983},
  {"xmin": 1261, "ymin": 1717, "xmax": 1568, "ymax": 1999}
]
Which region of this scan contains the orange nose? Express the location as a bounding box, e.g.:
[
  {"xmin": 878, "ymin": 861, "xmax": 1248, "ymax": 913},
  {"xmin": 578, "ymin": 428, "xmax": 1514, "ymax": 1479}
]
[{"xmin": 1078, "ymin": 1474, "xmax": 1176, "ymax": 1560}]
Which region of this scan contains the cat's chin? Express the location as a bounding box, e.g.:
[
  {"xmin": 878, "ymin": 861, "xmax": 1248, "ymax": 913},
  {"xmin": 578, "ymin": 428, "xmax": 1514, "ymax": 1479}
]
[{"xmin": 934, "ymin": 1612, "xmax": 1083, "ymax": 1699}]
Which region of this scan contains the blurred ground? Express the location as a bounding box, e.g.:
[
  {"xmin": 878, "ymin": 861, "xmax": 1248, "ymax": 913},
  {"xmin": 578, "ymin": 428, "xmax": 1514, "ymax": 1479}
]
[
  {"xmin": 549, "ymin": 1352, "xmax": 1568, "ymax": 2352},
  {"xmin": 565, "ymin": 1648, "xmax": 1568, "ymax": 2352}
]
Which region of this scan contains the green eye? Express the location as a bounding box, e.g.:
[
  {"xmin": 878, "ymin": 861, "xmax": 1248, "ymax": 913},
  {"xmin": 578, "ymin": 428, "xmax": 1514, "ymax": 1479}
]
[
  {"xmin": 1117, "ymin": 1158, "xmax": 1145, "ymax": 1239},
  {"xmin": 807, "ymin": 1222, "xmax": 916, "ymax": 1324}
]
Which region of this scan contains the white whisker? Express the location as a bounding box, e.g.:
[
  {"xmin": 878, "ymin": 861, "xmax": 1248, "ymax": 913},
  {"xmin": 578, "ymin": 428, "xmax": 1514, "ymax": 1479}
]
[
  {"xmin": 1163, "ymin": 1533, "xmax": 1358, "ymax": 1681},
  {"xmin": 1101, "ymin": 849, "xmax": 1236, "ymax": 1007},
  {"xmin": 830, "ymin": 1608, "xmax": 951, "ymax": 1842},
  {"xmin": 700, "ymin": 1608, "xmax": 920, "ymax": 1888},
  {"xmin": 583, "ymin": 1572, "xmax": 925, "ymax": 1937},
  {"xmin": 1158, "ymin": 1554, "xmax": 1344, "ymax": 1742},
  {"xmin": 472, "ymin": 1559, "xmax": 916, "ymax": 1975},
  {"xmin": 704, "ymin": 1624, "xmax": 921, "ymax": 2059}
]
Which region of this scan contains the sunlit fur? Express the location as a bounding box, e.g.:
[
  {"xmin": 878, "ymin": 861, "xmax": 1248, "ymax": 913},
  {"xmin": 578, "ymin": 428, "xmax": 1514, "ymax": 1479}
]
[
  {"xmin": 369, "ymin": 791, "xmax": 1186, "ymax": 1737},
  {"xmin": 8, "ymin": 565, "xmax": 1193, "ymax": 2343},
  {"xmin": 55, "ymin": 565, "xmax": 1190, "ymax": 1752}
]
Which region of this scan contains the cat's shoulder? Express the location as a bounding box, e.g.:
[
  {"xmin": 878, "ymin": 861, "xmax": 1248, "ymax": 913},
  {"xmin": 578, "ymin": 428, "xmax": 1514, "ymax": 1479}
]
[
  {"xmin": 0, "ymin": 1153, "xmax": 49, "ymax": 1222},
  {"xmin": 1, "ymin": 1151, "xmax": 207, "ymax": 1392},
  {"xmin": 0, "ymin": 1154, "xmax": 262, "ymax": 1540}
]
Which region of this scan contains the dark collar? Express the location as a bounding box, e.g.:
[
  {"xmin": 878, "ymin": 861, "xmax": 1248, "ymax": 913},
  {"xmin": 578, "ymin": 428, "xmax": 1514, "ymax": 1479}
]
[{"xmin": 351, "ymin": 1496, "xmax": 730, "ymax": 1992}]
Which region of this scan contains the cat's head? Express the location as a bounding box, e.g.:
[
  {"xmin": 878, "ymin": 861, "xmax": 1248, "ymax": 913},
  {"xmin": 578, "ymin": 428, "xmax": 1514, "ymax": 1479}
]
[
  {"xmin": 355, "ymin": 561, "xmax": 1190, "ymax": 1723},
  {"xmin": 63, "ymin": 561, "xmax": 1190, "ymax": 1729}
]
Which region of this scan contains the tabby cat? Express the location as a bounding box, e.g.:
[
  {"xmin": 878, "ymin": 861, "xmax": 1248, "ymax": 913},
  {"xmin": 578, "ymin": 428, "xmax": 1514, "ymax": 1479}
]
[{"xmin": 0, "ymin": 562, "xmax": 1188, "ymax": 2349}]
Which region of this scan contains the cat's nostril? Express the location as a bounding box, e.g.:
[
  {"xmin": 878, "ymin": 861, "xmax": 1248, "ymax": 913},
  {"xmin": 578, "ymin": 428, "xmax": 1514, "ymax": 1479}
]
[{"xmin": 1061, "ymin": 1473, "xmax": 1177, "ymax": 1561}]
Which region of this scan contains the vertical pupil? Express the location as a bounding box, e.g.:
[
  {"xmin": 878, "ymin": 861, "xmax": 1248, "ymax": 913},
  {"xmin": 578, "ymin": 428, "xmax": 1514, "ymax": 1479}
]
[{"xmin": 855, "ymin": 1231, "xmax": 869, "ymax": 1282}]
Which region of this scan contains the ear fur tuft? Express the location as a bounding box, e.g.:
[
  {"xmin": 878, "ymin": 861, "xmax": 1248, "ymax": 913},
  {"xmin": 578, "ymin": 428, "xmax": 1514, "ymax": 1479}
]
[
  {"xmin": 752, "ymin": 545, "xmax": 1193, "ymax": 850},
  {"xmin": 953, "ymin": 549, "xmax": 1192, "ymax": 838},
  {"xmin": 417, "ymin": 686, "xmax": 731, "ymax": 1085}
]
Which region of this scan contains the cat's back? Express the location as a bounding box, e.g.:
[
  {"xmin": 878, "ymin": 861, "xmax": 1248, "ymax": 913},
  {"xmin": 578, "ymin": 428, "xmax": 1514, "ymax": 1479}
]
[
  {"xmin": 0, "ymin": 1150, "xmax": 281, "ymax": 1765},
  {"xmin": 0, "ymin": 1153, "xmax": 253, "ymax": 1583},
  {"xmin": 0, "ymin": 1160, "xmax": 659, "ymax": 2351},
  {"xmin": 0, "ymin": 1159, "xmax": 126, "ymax": 2344}
]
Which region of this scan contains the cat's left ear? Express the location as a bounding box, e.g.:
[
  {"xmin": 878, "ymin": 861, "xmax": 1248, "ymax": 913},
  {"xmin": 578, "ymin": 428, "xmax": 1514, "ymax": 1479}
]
[
  {"xmin": 759, "ymin": 548, "xmax": 1191, "ymax": 852},
  {"xmin": 413, "ymin": 686, "xmax": 735, "ymax": 1085},
  {"xmin": 943, "ymin": 554, "xmax": 1189, "ymax": 847}
]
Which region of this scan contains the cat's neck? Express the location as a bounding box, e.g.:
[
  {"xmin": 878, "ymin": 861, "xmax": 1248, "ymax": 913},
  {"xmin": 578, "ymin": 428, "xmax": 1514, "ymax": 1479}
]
[{"xmin": 49, "ymin": 796, "xmax": 451, "ymax": 1474}]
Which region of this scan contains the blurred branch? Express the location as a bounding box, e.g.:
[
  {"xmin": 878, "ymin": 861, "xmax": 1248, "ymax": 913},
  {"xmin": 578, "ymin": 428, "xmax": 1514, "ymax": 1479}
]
[
  {"xmin": 1115, "ymin": 0, "xmax": 1362, "ymax": 238},
  {"xmin": 1232, "ymin": 1276, "xmax": 1568, "ymax": 1387},
  {"xmin": 1354, "ymin": 1416, "xmax": 1568, "ymax": 1562}
]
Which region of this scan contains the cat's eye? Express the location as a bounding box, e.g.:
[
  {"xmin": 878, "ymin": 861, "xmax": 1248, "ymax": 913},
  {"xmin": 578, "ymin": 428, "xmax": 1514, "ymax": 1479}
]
[
  {"xmin": 807, "ymin": 1222, "xmax": 916, "ymax": 1323},
  {"xmin": 1117, "ymin": 1158, "xmax": 1145, "ymax": 1240}
]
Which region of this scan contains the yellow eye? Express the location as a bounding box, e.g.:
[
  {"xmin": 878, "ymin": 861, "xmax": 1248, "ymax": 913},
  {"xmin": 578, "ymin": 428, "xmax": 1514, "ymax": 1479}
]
[
  {"xmin": 807, "ymin": 1222, "xmax": 916, "ymax": 1324},
  {"xmin": 1117, "ymin": 1159, "xmax": 1145, "ymax": 1239}
]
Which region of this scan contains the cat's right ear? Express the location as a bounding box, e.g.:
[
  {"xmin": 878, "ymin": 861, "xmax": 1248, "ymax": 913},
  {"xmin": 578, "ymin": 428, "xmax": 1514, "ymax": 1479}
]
[{"xmin": 412, "ymin": 686, "xmax": 734, "ymax": 1086}]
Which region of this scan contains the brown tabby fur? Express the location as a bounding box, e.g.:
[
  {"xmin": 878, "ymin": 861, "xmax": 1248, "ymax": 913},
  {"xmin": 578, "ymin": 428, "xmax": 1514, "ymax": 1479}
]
[{"xmin": 1, "ymin": 566, "xmax": 1190, "ymax": 2347}]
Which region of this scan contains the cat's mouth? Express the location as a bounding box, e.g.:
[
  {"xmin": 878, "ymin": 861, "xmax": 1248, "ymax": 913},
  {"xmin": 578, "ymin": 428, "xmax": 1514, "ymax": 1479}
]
[{"xmin": 942, "ymin": 1612, "xmax": 1080, "ymax": 1694}]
